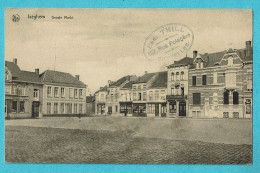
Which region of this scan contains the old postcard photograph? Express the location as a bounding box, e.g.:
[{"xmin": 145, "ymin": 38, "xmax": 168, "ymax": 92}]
[{"xmin": 5, "ymin": 8, "xmax": 252, "ymax": 164}]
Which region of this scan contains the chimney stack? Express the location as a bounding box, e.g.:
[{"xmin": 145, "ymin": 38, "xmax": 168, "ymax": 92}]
[
  {"xmin": 13, "ymin": 58, "xmax": 17, "ymax": 65},
  {"xmin": 108, "ymin": 80, "xmax": 111, "ymax": 86},
  {"xmin": 75, "ymin": 75, "xmax": 80, "ymax": 80},
  {"xmin": 246, "ymin": 41, "xmax": 252, "ymax": 56},
  {"xmin": 144, "ymin": 71, "xmax": 148, "ymax": 74},
  {"xmin": 193, "ymin": 50, "xmax": 198, "ymax": 59},
  {"xmin": 35, "ymin": 68, "xmax": 39, "ymax": 75}
]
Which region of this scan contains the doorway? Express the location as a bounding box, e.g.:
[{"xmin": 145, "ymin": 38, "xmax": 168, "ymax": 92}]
[
  {"xmin": 32, "ymin": 101, "xmax": 40, "ymax": 118},
  {"xmin": 179, "ymin": 101, "xmax": 186, "ymax": 116}
]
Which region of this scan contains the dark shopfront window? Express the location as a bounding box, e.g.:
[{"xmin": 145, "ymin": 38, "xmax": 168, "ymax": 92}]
[
  {"xmin": 169, "ymin": 101, "xmax": 177, "ymax": 113},
  {"xmin": 12, "ymin": 101, "xmax": 17, "ymax": 112},
  {"xmin": 20, "ymin": 101, "xmax": 25, "ymax": 112}
]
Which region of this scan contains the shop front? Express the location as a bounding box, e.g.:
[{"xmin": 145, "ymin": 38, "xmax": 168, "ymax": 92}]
[
  {"xmin": 97, "ymin": 103, "xmax": 106, "ymax": 115},
  {"xmin": 133, "ymin": 103, "xmax": 146, "ymax": 117},
  {"xmin": 167, "ymin": 95, "xmax": 187, "ymax": 117},
  {"xmin": 119, "ymin": 102, "xmax": 132, "ymax": 116}
]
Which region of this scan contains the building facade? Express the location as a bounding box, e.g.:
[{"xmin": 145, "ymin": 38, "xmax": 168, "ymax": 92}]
[
  {"xmin": 146, "ymin": 71, "xmax": 167, "ymax": 117},
  {"xmin": 188, "ymin": 41, "xmax": 253, "ymax": 118},
  {"xmin": 132, "ymin": 72, "xmax": 157, "ymax": 117},
  {"xmin": 119, "ymin": 81, "xmax": 134, "ymax": 116},
  {"xmin": 40, "ymin": 70, "xmax": 87, "ymax": 116},
  {"xmin": 95, "ymin": 86, "xmax": 108, "ymax": 115},
  {"xmin": 5, "ymin": 59, "xmax": 43, "ymax": 118},
  {"xmin": 166, "ymin": 56, "xmax": 193, "ymax": 117}
]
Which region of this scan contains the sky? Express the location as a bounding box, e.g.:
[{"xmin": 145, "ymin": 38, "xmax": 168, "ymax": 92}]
[{"xmin": 5, "ymin": 9, "xmax": 252, "ymax": 95}]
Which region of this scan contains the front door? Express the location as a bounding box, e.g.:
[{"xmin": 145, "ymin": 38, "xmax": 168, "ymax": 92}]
[
  {"xmin": 32, "ymin": 101, "xmax": 40, "ymax": 118},
  {"xmin": 155, "ymin": 104, "xmax": 159, "ymax": 117},
  {"xmin": 179, "ymin": 101, "xmax": 186, "ymax": 116},
  {"xmin": 161, "ymin": 104, "xmax": 166, "ymax": 117},
  {"xmin": 108, "ymin": 106, "xmax": 112, "ymax": 115}
]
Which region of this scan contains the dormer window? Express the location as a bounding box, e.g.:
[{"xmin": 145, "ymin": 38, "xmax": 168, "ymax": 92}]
[{"xmin": 228, "ymin": 56, "xmax": 233, "ymax": 66}]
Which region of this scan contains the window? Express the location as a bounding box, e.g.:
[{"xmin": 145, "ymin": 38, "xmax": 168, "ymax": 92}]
[
  {"xmin": 61, "ymin": 88, "xmax": 65, "ymax": 97},
  {"xmin": 20, "ymin": 101, "xmax": 25, "ymax": 112},
  {"xmin": 223, "ymin": 112, "xmax": 229, "ymax": 118},
  {"xmin": 74, "ymin": 103, "xmax": 77, "ymax": 113},
  {"xmin": 171, "ymin": 88, "xmax": 174, "ymax": 95},
  {"xmin": 33, "ymin": 89, "xmax": 39, "ymax": 98},
  {"xmin": 247, "ymin": 74, "xmax": 252, "ymax": 91},
  {"xmin": 60, "ymin": 103, "xmax": 65, "ymax": 114},
  {"xmin": 138, "ymin": 93, "xmax": 142, "ymax": 100},
  {"xmin": 69, "ymin": 88, "xmax": 73, "ymax": 98},
  {"xmin": 19, "ymin": 87, "xmax": 26, "ymax": 96},
  {"xmin": 143, "ymin": 85, "xmax": 146, "ymax": 89},
  {"xmin": 149, "ymin": 91, "xmax": 153, "ymax": 100},
  {"xmin": 180, "ymin": 71, "xmax": 184, "ymax": 80},
  {"xmin": 138, "ymin": 85, "xmax": 141, "ymax": 90},
  {"xmin": 54, "ymin": 87, "xmax": 59, "ymax": 97},
  {"xmin": 54, "ymin": 103, "xmax": 58, "ymax": 114},
  {"xmin": 196, "ymin": 63, "xmax": 199, "ymax": 69},
  {"xmin": 79, "ymin": 89, "xmax": 83, "ymax": 98},
  {"xmin": 79, "ymin": 104, "xmax": 83, "ymax": 114},
  {"xmin": 101, "ymin": 94, "xmax": 104, "ymax": 101},
  {"xmin": 155, "ymin": 90, "xmax": 159, "ymax": 100},
  {"xmin": 202, "ymin": 75, "xmax": 207, "ymax": 85},
  {"xmin": 200, "ymin": 62, "xmax": 204, "ymax": 68},
  {"xmin": 47, "ymin": 103, "xmax": 51, "ymax": 114},
  {"xmin": 67, "ymin": 103, "xmax": 72, "ymax": 114},
  {"xmin": 12, "ymin": 101, "xmax": 17, "ymax": 112},
  {"xmin": 233, "ymin": 91, "xmax": 239, "ymax": 105},
  {"xmin": 192, "ymin": 76, "xmax": 196, "ymax": 86},
  {"xmin": 47, "ymin": 86, "xmax": 52, "ymax": 97},
  {"xmin": 133, "ymin": 93, "xmax": 137, "ymax": 100},
  {"xmin": 74, "ymin": 89, "xmax": 78, "ymax": 98},
  {"xmin": 115, "ymin": 105, "xmax": 118, "ymax": 112},
  {"xmin": 181, "ymin": 87, "xmax": 184, "ymax": 96},
  {"xmin": 224, "ymin": 91, "xmax": 229, "ymax": 104},
  {"xmin": 233, "ymin": 112, "xmax": 239, "ymax": 118},
  {"xmin": 228, "ymin": 56, "xmax": 233, "ymax": 66},
  {"xmin": 176, "ymin": 86, "xmax": 179, "ymax": 95},
  {"xmin": 193, "ymin": 93, "xmax": 201, "ymax": 105},
  {"xmin": 176, "ymin": 72, "xmax": 179, "ymax": 80},
  {"xmin": 148, "ymin": 104, "xmax": 155, "ymax": 113},
  {"xmin": 169, "ymin": 101, "xmax": 177, "ymax": 113},
  {"xmin": 171, "ymin": 72, "xmax": 174, "ymax": 81},
  {"xmin": 143, "ymin": 92, "xmax": 147, "ymax": 100},
  {"xmin": 133, "ymin": 86, "xmax": 136, "ymax": 90}
]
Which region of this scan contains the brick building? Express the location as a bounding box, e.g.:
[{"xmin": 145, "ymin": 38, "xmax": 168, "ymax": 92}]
[{"xmin": 188, "ymin": 41, "xmax": 253, "ymax": 118}]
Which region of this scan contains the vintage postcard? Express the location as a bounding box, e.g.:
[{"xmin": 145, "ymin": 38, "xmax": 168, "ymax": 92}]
[{"xmin": 5, "ymin": 8, "xmax": 252, "ymax": 164}]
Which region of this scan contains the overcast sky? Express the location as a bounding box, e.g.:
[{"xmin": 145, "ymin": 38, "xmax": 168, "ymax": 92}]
[{"xmin": 5, "ymin": 9, "xmax": 252, "ymax": 94}]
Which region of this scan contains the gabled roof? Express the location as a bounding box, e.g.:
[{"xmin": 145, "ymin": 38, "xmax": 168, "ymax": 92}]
[
  {"xmin": 109, "ymin": 75, "xmax": 134, "ymax": 87},
  {"xmin": 122, "ymin": 81, "xmax": 134, "ymax": 89},
  {"xmin": 199, "ymin": 48, "xmax": 253, "ymax": 68},
  {"xmin": 40, "ymin": 70, "xmax": 86, "ymax": 87},
  {"xmin": 149, "ymin": 71, "xmax": 167, "ymax": 88},
  {"xmin": 167, "ymin": 57, "xmax": 193, "ymax": 68},
  {"xmin": 95, "ymin": 85, "xmax": 108, "ymax": 94},
  {"xmin": 5, "ymin": 61, "xmax": 21, "ymax": 78},
  {"xmin": 133, "ymin": 72, "xmax": 156, "ymax": 84},
  {"xmin": 5, "ymin": 61, "xmax": 41, "ymax": 83}
]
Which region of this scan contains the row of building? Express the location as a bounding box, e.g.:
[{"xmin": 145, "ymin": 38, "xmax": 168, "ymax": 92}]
[
  {"xmin": 5, "ymin": 59, "xmax": 87, "ymax": 118},
  {"xmin": 94, "ymin": 41, "xmax": 253, "ymax": 118}
]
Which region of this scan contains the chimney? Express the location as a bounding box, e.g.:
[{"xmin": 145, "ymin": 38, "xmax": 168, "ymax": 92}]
[
  {"xmin": 100, "ymin": 87, "xmax": 103, "ymax": 90},
  {"xmin": 144, "ymin": 71, "xmax": 148, "ymax": 74},
  {"xmin": 13, "ymin": 58, "xmax": 17, "ymax": 65},
  {"xmin": 108, "ymin": 80, "xmax": 111, "ymax": 86},
  {"xmin": 193, "ymin": 50, "xmax": 198, "ymax": 59},
  {"xmin": 246, "ymin": 41, "xmax": 252, "ymax": 56},
  {"xmin": 75, "ymin": 75, "xmax": 80, "ymax": 80},
  {"xmin": 35, "ymin": 68, "xmax": 39, "ymax": 75}
]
